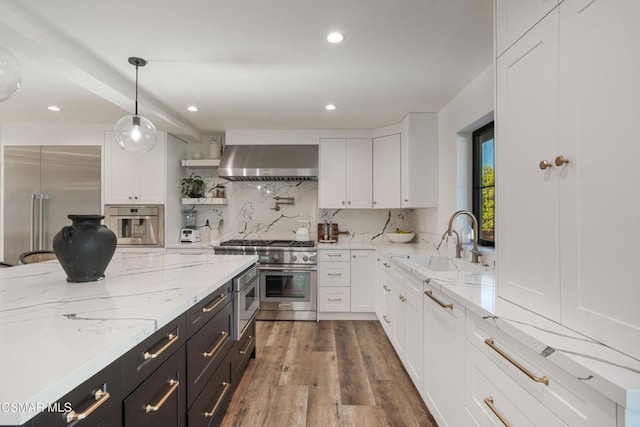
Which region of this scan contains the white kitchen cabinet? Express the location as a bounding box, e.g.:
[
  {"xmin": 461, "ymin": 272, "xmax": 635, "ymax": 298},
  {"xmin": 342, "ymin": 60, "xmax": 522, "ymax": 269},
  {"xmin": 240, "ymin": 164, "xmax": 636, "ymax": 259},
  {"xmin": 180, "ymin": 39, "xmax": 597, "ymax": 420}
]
[
  {"xmin": 496, "ymin": 8, "xmax": 561, "ymax": 322},
  {"xmin": 372, "ymin": 133, "xmax": 401, "ymax": 208},
  {"xmin": 318, "ymin": 287, "xmax": 351, "ymax": 312},
  {"xmin": 318, "ymin": 138, "xmax": 372, "ymax": 208},
  {"xmin": 495, "ymin": 0, "xmax": 560, "ymax": 56},
  {"xmin": 350, "ymin": 250, "xmax": 376, "ymax": 312},
  {"xmin": 423, "ymin": 281, "xmax": 465, "ymax": 427},
  {"xmin": 557, "ymin": 0, "xmax": 640, "ymax": 361},
  {"xmin": 496, "ymin": 0, "xmax": 640, "ymax": 359},
  {"xmin": 318, "ymin": 260, "xmax": 350, "ymax": 288},
  {"xmin": 400, "ymin": 113, "xmax": 438, "ymax": 208},
  {"xmin": 376, "ymin": 256, "xmax": 393, "ymax": 335},
  {"xmin": 104, "ymin": 131, "xmax": 166, "ymax": 204}
]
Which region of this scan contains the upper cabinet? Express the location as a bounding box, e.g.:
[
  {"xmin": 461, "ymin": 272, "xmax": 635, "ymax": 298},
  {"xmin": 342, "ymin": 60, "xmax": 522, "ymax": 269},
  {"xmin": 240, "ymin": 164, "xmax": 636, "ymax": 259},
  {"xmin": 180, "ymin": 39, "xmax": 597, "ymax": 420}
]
[
  {"xmin": 104, "ymin": 131, "xmax": 166, "ymax": 204},
  {"xmin": 318, "ymin": 138, "xmax": 372, "ymax": 209},
  {"xmin": 496, "ymin": 0, "xmax": 640, "ymax": 359},
  {"xmin": 400, "ymin": 113, "xmax": 438, "ymax": 208},
  {"xmin": 373, "ymin": 134, "xmax": 401, "ymax": 208},
  {"xmin": 495, "ymin": 0, "xmax": 560, "ymax": 57}
]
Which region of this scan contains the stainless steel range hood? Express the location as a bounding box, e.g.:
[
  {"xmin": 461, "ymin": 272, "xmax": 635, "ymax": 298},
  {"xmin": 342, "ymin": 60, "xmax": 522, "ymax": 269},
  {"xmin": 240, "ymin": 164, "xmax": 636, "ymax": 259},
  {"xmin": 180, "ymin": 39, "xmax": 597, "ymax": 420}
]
[{"xmin": 218, "ymin": 145, "xmax": 318, "ymax": 181}]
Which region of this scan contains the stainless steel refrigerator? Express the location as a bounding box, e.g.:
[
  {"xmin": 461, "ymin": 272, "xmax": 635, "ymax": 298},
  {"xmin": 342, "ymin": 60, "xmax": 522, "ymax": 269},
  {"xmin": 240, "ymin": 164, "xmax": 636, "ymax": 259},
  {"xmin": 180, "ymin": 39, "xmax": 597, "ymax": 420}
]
[{"xmin": 3, "ymin": 146, "xmax": 101, "ymax": 264}]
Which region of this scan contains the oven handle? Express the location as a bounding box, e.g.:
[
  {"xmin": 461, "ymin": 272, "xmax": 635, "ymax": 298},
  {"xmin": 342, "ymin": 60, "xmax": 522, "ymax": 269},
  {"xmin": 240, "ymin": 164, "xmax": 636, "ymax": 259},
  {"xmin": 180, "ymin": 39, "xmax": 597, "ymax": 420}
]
[{"xmin": 259, "ymin": 265, "xmax": 317, "ymax": 272}]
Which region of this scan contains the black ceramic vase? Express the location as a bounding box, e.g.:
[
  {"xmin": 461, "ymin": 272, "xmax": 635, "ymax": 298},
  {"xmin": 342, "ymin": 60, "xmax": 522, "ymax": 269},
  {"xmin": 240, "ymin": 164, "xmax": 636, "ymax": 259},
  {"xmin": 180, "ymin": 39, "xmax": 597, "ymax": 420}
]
[{"xmin": 53, "ymin": 214, "xmax": 117, "ymax": 283}]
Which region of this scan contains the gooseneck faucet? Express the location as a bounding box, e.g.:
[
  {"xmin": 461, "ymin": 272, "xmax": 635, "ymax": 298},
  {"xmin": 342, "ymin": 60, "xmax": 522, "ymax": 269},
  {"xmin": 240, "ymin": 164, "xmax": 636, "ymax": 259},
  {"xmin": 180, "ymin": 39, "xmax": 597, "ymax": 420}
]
[{"xmin": 444, "ymin": 210, "xmax": 483, "ymax": 263}]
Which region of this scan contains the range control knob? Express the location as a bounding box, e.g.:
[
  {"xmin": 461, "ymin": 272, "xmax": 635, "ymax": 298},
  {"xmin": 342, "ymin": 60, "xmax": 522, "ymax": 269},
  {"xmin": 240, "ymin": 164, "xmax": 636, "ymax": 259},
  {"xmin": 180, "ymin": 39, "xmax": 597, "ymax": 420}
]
[
  {"xmin": 303, "ymin": 256, "xmax": 309, "ymax": 262},
  {"xmin": 291, "ymin": 255, "xmax": 298, "ymax": 262},
  {"xmin": 272, "ymin": 254, "xmax": 280, "ymax": 262},
  {"xmin": 309, "ymin": 255, "xmax": 316, "ymax": 262}
]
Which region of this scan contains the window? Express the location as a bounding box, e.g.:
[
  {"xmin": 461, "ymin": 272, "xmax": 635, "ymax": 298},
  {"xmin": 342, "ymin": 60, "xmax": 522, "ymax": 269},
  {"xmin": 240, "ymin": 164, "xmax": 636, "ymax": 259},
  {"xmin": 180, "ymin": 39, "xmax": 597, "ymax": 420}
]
[{"xmin": 472, "ymin": 121, "xmax": 495, "ymax": 247}]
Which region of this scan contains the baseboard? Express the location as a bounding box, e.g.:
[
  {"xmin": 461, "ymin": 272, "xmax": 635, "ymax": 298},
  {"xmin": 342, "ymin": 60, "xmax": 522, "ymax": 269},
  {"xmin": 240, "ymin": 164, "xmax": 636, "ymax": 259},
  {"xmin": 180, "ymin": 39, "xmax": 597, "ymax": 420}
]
[{"xmin": 318, "ymin": 312, "xmax": 377, "ymax": 321}]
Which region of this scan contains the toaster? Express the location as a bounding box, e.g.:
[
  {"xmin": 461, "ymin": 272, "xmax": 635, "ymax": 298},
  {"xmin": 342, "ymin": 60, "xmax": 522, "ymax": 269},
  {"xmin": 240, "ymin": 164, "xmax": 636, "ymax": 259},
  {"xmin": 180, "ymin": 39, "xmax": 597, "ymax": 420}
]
[{"xmin": 180, "ymin": 228, "xmax": 201, "ymax": 243}]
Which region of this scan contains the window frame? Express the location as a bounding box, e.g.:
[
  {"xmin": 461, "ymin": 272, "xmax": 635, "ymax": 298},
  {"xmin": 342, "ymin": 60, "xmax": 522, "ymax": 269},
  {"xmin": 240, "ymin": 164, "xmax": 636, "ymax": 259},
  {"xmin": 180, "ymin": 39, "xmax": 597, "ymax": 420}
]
[{"xmin": 472, "ymin": 121, "xmax": 495, "ymax": 247}]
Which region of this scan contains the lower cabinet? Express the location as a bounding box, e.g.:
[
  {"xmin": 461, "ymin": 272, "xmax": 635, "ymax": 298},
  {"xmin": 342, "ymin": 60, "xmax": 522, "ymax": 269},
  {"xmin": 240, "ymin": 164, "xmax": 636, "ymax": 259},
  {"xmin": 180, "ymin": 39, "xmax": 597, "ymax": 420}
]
[
  {"xmin": 318, "ymin": 249, "xmax": 375, "ymax": 314},
  {"xmin": 188, "ymin": 351, "xmax": 233, "ymax": 427},
  {"xmin": 124, "ymin": 349, "xmax": 187, "ymax": 427},
  {"xmin": 230, "ymin": 317, "xmax": 256, "ymax": 393}
]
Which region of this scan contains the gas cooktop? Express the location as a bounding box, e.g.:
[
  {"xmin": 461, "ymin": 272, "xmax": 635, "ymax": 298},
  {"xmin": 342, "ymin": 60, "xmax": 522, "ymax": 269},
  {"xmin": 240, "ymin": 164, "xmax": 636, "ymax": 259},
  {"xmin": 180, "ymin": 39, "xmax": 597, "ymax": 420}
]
[{"xmin": 219, "ymin": 239, "xmax": 315, "ymax": 248}]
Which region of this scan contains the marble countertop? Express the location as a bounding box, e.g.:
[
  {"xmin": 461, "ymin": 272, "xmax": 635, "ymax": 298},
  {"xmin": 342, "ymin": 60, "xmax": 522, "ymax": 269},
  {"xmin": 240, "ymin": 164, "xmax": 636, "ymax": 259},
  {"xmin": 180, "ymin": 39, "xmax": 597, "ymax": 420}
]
[
  {"xmin": 380, "ymin": 249, "xmax": 640, "ymax": 412},
  {"xmin": 0, "ymin": 253, "xmax": 258, "ymax": 425}
]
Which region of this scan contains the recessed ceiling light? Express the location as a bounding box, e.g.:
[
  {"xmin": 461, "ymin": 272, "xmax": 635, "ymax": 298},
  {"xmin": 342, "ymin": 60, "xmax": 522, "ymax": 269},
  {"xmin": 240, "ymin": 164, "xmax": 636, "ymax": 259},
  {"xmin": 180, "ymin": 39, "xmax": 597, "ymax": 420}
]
[
  {"xmin": 327, "ymin": 32, "xmax": 344, "ymax": 43},
  {"xmin": 187, "ymin": 106, "xmax": 198, "ymax": 112},
  {"xmin": 325, "ymin": 104, "xmax": 337, "ymax": 111},
  {"xmin": 47, "ymin": 105, "xmax": 60, "ymax": 112}
]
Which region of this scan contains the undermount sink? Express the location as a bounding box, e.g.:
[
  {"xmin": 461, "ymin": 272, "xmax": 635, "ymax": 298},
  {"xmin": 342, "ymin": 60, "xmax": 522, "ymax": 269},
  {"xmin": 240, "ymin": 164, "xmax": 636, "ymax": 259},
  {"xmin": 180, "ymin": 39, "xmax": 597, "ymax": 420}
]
[{"xmin": 406, "ymin": 255, "xmax": 454, "ymax": 271}]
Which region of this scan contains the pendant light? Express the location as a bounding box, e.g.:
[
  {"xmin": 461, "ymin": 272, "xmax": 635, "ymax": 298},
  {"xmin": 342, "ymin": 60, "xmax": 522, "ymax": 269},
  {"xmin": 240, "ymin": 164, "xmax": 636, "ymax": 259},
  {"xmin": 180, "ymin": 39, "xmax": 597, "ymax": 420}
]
[
  {"xmin": 114, "ymin": 57, "xmax": 158, "ymax": 152},
  {"xmin": 0, "ymin": 45, "xmax": 22, "ymax": 102}
]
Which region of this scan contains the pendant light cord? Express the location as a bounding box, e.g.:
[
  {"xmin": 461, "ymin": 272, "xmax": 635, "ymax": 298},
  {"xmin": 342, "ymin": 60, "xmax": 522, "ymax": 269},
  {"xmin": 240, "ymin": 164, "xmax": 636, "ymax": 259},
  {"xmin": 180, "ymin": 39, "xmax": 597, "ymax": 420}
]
[{"xmin": 134, "ymin": 62, "xmax": 139, "ymax": 116}]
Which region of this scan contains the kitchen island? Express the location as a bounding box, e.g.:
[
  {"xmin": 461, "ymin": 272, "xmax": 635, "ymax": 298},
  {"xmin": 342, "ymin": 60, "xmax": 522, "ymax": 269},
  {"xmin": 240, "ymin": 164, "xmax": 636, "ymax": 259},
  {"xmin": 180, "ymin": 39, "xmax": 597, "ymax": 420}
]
[{"xmin": 0, "ymin": 252, "xmax": 257, "ymax": 426}]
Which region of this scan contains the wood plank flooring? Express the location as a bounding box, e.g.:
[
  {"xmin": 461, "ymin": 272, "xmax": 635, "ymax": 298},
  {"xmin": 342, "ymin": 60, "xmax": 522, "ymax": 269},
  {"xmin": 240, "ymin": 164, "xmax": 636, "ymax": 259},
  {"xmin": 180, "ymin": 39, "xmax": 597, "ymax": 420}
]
[{"xmin": 222, "ymin": 320, "xmax": 437, "ymax": 427}]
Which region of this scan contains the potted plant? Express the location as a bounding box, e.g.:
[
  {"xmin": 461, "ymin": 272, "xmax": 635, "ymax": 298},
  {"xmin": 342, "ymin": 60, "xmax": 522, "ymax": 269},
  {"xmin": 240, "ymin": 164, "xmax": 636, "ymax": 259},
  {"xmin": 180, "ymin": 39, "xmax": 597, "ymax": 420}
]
[{"xmin": 181, "ymin": 173, "xmax": 205, "ymax": 198}]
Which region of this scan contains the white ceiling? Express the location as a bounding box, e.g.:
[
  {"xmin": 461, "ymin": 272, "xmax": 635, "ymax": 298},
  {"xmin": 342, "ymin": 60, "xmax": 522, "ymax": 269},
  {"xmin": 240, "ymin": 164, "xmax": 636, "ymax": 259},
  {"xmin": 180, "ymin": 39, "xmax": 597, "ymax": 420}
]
[{"xmin": 0, "ymin": 0, "xmax": 493, "ymax": 141}]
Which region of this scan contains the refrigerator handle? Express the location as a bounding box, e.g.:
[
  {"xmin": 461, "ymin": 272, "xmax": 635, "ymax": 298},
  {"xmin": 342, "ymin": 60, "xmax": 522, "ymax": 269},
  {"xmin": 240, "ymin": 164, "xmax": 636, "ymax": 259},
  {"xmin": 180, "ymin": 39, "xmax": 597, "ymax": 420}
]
[
  {"xmin": 39, "ymin": 194, "xmax": 48, "ymax": 250},
  {"xmin": 29, "ymin": 194, "xmax": 37, "ymax": 251}
]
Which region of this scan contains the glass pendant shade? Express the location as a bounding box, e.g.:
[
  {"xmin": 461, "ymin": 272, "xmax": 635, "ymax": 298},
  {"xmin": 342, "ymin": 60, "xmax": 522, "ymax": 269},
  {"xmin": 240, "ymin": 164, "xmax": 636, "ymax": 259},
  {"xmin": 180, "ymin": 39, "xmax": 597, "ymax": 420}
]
[
  {"xmin": 0, "ymin": 45, "xmax": 22, "ymax": 102},
  {"xmin": 114, "ymin": 114, "xmax": 158, "ymax": 152}
]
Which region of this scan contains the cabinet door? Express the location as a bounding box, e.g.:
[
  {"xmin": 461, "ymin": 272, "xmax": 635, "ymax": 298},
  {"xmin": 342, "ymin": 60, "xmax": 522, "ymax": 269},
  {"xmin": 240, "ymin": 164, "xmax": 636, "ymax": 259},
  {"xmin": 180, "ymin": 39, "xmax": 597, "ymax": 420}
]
[
  {"xmin": 345, "ymin": 138, "xmax": 372, "ymax": 208},
  {"xmin": 496, "ymin": 9, "xmax": 561, "ymax": 322},
  {"xmin": 390, "ymin": 280, "xmax": 407, "ymax": 361},
  {"xmin": 105, "ymin": 131, "xmax": 137, "ymax": 204},
  {"xmin": 372, "ymin": 134, "xmax": 401, "ymax": 208},
  {"xmin": 136, "ymin": 135, "xmax": 165, "ymax": 204},
  {"xmin": 318, "ymin": 138, "xmax": 347, "ymax": 208},
  {"xmin": 318, "ymin": 261, "xmax": 351, "ymax": 287},
  {"xmin": 401, "ymin": 113, "xmax": 438, "ymax": 208},
  {"xmin": 318, "ymin": 287, "xmax": 351, "ymax": 312},
  {"xmin": 559, "ymin": 0, "xmax": 640, "ymax": 359},
  {"xmin": 376, "ymin": 257, "xmax": 393, "ymax": 334},
  {"xmin": 350, "ymin": 250, "xmax": 376, "ymax": 312},
  {"xmin": 424, "ymin": 285, "xmax": 465, "ymax": 427},
  {"xmin": 496, "ymin": 0, "xmax": 559, "ymax": 56}
]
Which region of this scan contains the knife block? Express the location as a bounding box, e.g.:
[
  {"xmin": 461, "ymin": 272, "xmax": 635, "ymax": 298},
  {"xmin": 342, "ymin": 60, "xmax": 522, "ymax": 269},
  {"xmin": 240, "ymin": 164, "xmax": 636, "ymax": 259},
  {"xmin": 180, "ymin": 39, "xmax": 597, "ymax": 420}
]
[{"xmin": 317, "ymin": 223, "xmax": 340, "ymax": 242}]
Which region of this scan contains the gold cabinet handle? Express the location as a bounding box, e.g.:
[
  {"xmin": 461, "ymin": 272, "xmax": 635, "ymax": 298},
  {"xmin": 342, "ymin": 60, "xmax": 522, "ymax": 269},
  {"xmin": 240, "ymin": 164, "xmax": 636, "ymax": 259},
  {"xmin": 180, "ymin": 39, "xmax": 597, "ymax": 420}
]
[
  {"xmin": 203, "ymin": 382, "xmax": 231, "ymax": 418},
  {"xmin": 383, "ymin": 315, "xmax": 391, "ymax": 324},
  {"xmin": 202, "ymin": 292, "xmax": 228, "ymax": 313},
  {"xmin": 484, "ymin": 338, "xmax": 549, "ymax": 385},
  {"xmin": 424, "ymin": 290, "xmax": 453, "ymax": 309},
  {"xmin": 143, "ymin": 333, "xmax": 179, "ymax": 360},
  {"xmin": 328, "ymin": 298, "xmax": 343, "ymax": 302},
  {"xmin": 65, "ymin": 389, "xmax": 110, "ymax": 423},
  {"xmin": 383, "ymin": 262, "xmax": 391, "ymax": 268},
  {"xmin": 484, "ymin": 397, "xmax": 510, "ymax": 427},
  {"xmin": 144, "ymin": 379, "xmax": 179, "ymax": 413},
  {"xmin": 555, "ymin": 155, "xmax": 570, "ymax": 167},
  {"xmin": 399, "ymin": 294, "xmax": 407, "ymax": 302},
  {"xmin": 539, "ymin": 160, "xmax": 552, "ymax": 170},
  {"xmin": 327, "ymin": 273, "xmax": 342, "ymax": 276},
  {"xmin": 382, "ymin": 285, "xmax": 391, "ymax": 292},
  {"xmin": 203, "ymin": 331, "xmax": 229, "ymax": 358},
  {"xmin": 239, "ymin": 335, "xmax": 254, "ymax": 355}
]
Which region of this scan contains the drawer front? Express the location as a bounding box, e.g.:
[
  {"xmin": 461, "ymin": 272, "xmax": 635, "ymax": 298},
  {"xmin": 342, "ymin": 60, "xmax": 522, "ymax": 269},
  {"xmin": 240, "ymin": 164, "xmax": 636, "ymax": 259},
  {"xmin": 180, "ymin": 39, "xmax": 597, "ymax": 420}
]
[
  {"xmin": 34, "ymin": 359, "xmax": 123, "ymax": 427},
  {"xmin": 466, "ymin": 314, "xmax": 616, "ymax": 426},
  {"xmin": 187, "ymin": 300, "xmax": 233, "ymax": 406},
  {"xmin": 188, "ymin": 351, "xmax": 233, "ymax": 427},
  {"xmin": 231, "ymin": 317, "xmax": 256, "ymax": 391},
  {"xmin": 186, "ymin": 281, "xmax": 232, "ymax": 337},
  {"xmin": 124, "ymin": 349, "xmax": 186, "ymax": 427},
  {"xmin": 465, "ymin": 342, "xmax": 566, "ymax": 427},
  {"xmin": 318, "ymin": 287, "xmax": 351, "ymax": 312},
  {"xmin": 318, "ymin": 250, "xmax": 350, "ymax": 262},
  {"xmin": 318, "ymin": 262, "xmax": 351, "ymax": 287},
  {"xmin": 123, "ymin": 315, "xmax": 186, "ymax": 396}
]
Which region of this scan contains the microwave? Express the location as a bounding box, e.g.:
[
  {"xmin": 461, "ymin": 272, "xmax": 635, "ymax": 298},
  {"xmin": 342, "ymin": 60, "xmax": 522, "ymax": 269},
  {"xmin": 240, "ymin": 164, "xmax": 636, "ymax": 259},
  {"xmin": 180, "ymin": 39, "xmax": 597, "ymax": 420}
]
[{"xmin": 104, "ymin": 205, "xmax": 164, "ymax": 247}]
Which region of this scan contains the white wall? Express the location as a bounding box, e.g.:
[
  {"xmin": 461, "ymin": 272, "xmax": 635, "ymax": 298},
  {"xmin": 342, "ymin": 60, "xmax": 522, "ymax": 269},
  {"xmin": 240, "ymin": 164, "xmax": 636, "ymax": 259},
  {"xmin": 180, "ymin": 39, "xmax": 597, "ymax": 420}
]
[{"xmin": 414, "ymin": 65, "xmax": 494, "ymax": 245}]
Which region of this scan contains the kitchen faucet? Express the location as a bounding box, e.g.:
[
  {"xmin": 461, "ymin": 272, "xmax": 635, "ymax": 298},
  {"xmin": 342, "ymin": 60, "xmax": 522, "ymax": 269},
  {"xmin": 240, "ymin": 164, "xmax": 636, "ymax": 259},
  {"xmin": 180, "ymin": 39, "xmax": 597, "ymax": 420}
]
[
  {"xmin": 436, "ymin": 228, "xmax": 463, "ymax": 259},
  {"xmin": 442, "ymin": 210, "xmax": 483, "ymax": 263}
]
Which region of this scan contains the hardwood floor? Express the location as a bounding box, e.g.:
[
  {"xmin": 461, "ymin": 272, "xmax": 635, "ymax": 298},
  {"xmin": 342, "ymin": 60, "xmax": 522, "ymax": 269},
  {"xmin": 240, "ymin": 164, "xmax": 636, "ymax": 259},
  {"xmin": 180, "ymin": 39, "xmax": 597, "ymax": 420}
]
[{"xmin": 222, "ymin": 320, "xmax": 437, "ymax": 427}]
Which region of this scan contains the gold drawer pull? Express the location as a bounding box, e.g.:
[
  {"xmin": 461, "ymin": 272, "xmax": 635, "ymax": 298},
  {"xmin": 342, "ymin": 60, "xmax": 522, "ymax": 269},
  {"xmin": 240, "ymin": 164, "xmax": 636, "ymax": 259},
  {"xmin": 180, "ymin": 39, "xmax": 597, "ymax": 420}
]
[
  {"xmin": 484, "ymin": 396, "xmax": 510, "ymax": 427},
  {"xmin": 327, "ymin": 253, "xmax": 343, "ymax": 257},
  {"xmin": 202, "ymin": 293, "xmax": 228, "ymax": 313},
  {"xmin": 144, "ymin": 379, "xmax": 179, "ymax": 413},
  {"xmin": 383, "ymin": 262, "xmax": 391, "ymax": 268},
  {"xmin": 484, "ymin": 338, "xmax": 549, "ymax": 385},
  {"xmin": 203, "ymin": 382, "xmax": 231, "ymax": 418},
  {"xmin": 143, "ymin": 333, "xmax": 179, "ymax": 360},
  {"xmin": 327, "ymin": 273, "xmax": 342, "ymax": 276},
  {"xmin": 424, "ymin": 290, "xmax": 453, "ymax": 309},
  {"xmin": 554, "ymin": 155, "xmax": 570, "ymax": 167},
  {"xmin": 539, "ymin": 160, "xmax": 553, "ymax": 170},
  {"xmin": 383, "ymin": 315, "xmax": 391, "ymax": 324},
  {"xmin": 203, "ymin": 331, "xmax": 229, "ymax": 358},
  {"xmin": 65, "ymin": 389, "xmax": 110, "ymax": 423},
  {"xmin": 383, "ymin": 285, "xmax": 391, "ymax": 292},
  {"xmin": 328, "ymin": 298, "xmax": 343, "ymax": 302},
  {"xmin": 239, "ymin": 335, "xmax": 254, "ymax": 355},
  {"xmin": 399, "ymin": 294, "xmax": 407, "ymax": 302}
]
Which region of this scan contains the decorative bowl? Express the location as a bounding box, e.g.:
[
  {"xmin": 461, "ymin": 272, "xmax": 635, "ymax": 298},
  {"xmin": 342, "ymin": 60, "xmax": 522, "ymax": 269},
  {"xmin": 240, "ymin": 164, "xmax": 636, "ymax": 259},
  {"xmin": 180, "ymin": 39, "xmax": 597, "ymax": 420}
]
[{"xmin": 385, "ymin": 232, "xmax": 416, "ymax": 243}]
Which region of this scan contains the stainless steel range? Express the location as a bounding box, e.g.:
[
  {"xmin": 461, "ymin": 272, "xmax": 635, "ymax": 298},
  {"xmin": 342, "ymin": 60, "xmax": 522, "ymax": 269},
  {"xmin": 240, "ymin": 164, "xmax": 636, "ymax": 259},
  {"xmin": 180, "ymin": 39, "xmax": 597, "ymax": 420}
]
[{"xmin": 214, "ymin": 240, "xmax": 317, "ymax": 321}]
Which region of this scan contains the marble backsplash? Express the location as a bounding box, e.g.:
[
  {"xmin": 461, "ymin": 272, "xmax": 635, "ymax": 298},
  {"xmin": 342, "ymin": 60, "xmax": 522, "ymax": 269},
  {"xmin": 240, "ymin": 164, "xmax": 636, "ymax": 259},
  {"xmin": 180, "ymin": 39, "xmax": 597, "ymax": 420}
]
[{"xmin": 182, "ymin": 176, "xmax": 415, "ymax": 244}]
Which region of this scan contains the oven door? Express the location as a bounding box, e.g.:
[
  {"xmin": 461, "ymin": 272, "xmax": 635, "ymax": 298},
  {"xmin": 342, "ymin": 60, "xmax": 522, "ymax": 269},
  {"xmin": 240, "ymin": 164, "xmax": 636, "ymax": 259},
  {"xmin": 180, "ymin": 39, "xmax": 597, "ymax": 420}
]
[
  {"xmin": 235, "ymin": 274, "xmax": 260, "ymax": 340},
  {"xmin": 258, "ymin": 266, "xmax": 317, "ymax": 320}
]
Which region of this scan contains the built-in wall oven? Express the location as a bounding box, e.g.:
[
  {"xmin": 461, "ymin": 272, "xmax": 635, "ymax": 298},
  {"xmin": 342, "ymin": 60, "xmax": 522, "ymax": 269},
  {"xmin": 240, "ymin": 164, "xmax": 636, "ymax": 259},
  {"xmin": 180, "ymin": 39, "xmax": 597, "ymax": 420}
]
[
  {"xmin": 104, "ymin": 205, "xmax": 164, "ymax": 247},
  {"xmin": 215, "ymin": 240, "xmax": 317, "ymax": 321},
  {"xmin": 233, "ymin": 263, "xmax": 260, "ymax": 340}
]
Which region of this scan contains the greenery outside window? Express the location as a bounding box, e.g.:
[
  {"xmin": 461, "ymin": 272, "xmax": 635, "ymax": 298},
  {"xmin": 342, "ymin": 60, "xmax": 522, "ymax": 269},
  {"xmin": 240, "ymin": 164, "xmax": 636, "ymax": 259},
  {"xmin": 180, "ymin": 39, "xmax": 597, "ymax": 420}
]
[{"xmin": 472, "ymin": 121, "xmax": 495, "ymax": 247}]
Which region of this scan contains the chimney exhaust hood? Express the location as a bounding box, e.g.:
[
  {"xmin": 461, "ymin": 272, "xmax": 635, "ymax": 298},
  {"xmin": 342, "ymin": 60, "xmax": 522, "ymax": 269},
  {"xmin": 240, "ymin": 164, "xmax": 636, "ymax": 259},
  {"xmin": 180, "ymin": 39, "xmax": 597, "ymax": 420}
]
[{"xmin": 217, "ymin": 145, "xmax": 318, "ymax": 181}]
